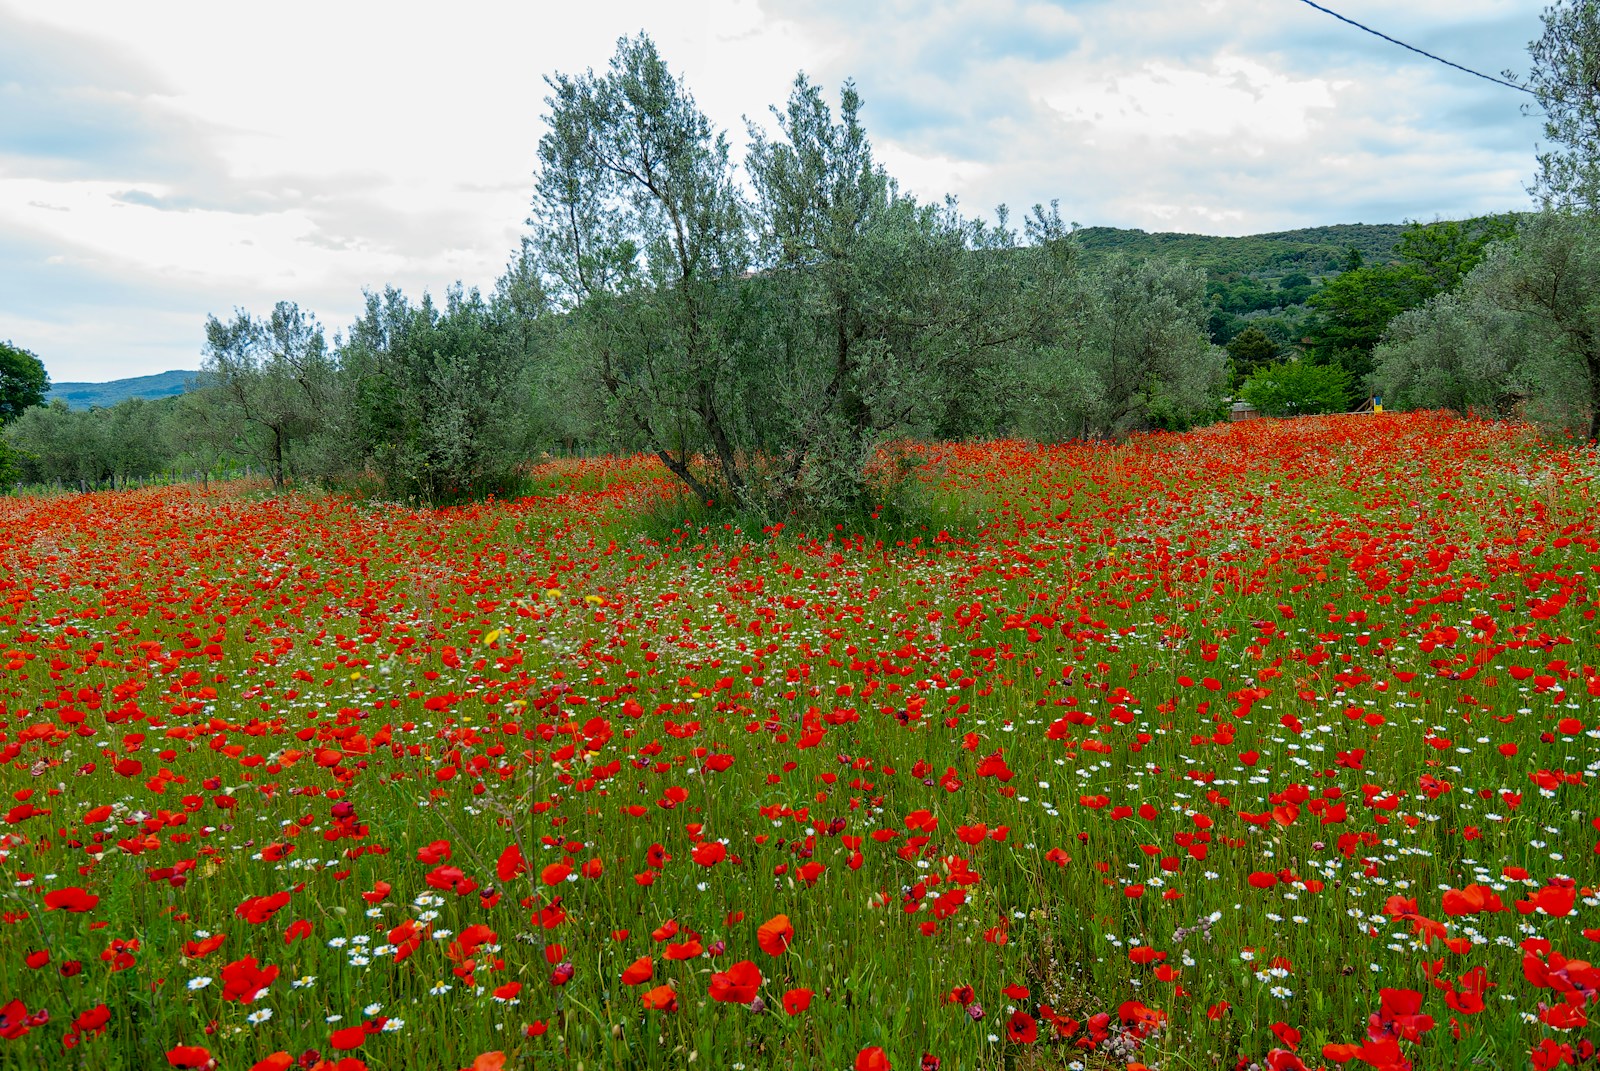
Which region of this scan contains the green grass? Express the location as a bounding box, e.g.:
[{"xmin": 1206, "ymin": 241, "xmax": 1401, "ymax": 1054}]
[{"xmin": 0, "ymin": 414, "xmax": 1596, "ymax": 1070}]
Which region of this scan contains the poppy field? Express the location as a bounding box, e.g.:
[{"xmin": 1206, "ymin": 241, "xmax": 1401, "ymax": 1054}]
[{"xmin": 2, "ymin": 412, "xmax": 1599, "ymax": 1071}]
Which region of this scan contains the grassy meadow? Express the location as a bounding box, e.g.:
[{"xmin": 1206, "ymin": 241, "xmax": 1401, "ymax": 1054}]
[{"xmin": 1, "ymin": 413, "xmax": 1598, "ymax": 1071}]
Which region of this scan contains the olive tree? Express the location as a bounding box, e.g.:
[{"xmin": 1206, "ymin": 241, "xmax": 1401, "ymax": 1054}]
[
  {"xmin": 340, "ymin": 284, "xmax": 530, "ymax": 501},
  {"xmin": 530, "ymin": 33, "xmax": 751, "ymax": 507},
  {"xmin": 1070, "ymin": 255, "xmax": 1227, "ymax": 437},
  {"xmin": 744, "ymin": 79, "xmax": 1088, "ymax": 508},
  {"xmin": 200, "ymin": 302, "xmax": 342, "ymax": 489},
  {"xmin": 1374, "ymin": 211, "xmax": 1600, "ymax": 439},
  {"xmin": 1372, "ymin": 291, "xmax": 1521, "ymax": 418},
  {"xmin": 1521, "ymin": 0, "xmax": 1600, "ymax": 210}
]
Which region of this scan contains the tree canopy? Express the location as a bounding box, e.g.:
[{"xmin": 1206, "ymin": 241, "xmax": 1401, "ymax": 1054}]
[
  {"xmin": 0, "ymin": 340, "xmax": 49, "ymax": 424},
  {"xmin": 525, "ymin": 36, "xmax": 1224, "ymax": 515},
  {"xmin": 1523, "ymin": 0, "xmax": 1600, "ymax": 210},
  {"xmin": 1375, "ymin": 211, "xmax": 1600, "ymax": 440}
]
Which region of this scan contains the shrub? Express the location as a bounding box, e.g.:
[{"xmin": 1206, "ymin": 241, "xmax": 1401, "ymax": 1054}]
[{"xmin": 1240, "ymin": 360, "xmax": 1352, "ymax": 417}]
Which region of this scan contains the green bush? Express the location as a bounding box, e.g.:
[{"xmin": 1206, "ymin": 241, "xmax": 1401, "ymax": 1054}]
[{"xmin": 1240, "ymin": 360, "xmax": 1352, "ymax": 417}]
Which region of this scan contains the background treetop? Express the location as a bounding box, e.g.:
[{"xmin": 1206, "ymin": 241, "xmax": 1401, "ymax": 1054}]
[{"xmin": 0, "ymin": 340, "xmax": 50, "ymax": 425}]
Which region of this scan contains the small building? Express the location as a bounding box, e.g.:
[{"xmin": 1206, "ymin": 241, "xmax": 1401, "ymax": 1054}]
[{"xmin": 1230, "ymin": 401, "xmax": 1260, "ymax": 422}]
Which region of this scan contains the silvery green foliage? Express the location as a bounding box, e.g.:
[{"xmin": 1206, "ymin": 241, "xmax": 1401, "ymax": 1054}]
[
  {"xmin": 1374, "ymin": 210, "xmax": 1600, "ymax": 440},
  {"xmin": 746, "ymin": 81, "xmax": 1062, "ymax": 511},
  {"xmin": 530, "ymin": 33, "xmax": 751, "ymax": 507},
  {"xmin": 1011, "ymin": 345, "xmax": 1108, "ymax": 443},
  {"xmin": 494, "ymin": 241, "xmax": 601, "ymax": 454},
  {"xmin": 1372, "ymin": 291, "xmax": 1520, "ymax": 418},
  {"xmin": 339, "ymin": 284, "xmax": 530, "ymax": 502},
  {"xmin": 530, "ymin": 36, "xmax": 1228, "ymax": 515},
  {"xmin": 1069, "ymin": 256, "xmax": 1227, "ymax": 438},
  {"xmin": 1522, "ymin": 1, "xmax": 1600, "ymax": 211},
  {"xmin": 742, "ymin": 75, "xmax": 892, "ymax": 511},
  {"xmin": 4, "ymin": 401, "xmax": 114, "ymax": 485},
  {"xmin": 200, "ymin": 302, "xmax": 344, "ymax": 489}
]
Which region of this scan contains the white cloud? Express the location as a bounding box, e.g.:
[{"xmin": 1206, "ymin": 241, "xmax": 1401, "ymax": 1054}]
[
  {"xmin": 1042, "ymin": 56, "xmax": 1338, "ymax": 145},
  {"xmin": 0, "ymin": 0, "xmax": 1549, "ymax": 380}
]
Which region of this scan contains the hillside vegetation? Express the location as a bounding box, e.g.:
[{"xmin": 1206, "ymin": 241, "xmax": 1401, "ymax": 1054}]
[
  {"xmin": 1073, "ymin": 221, "xmax": 1411, "ymax": 280},
  {"xmin": 45, "ymin": 369, "xmax": 201, "ymax": 410}
]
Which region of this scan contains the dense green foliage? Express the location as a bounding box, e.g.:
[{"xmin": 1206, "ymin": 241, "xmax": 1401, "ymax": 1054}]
[
  {"xmin": 0, "ymin": 340, "xmax": 50, "ymax": 423},
  {"xmin": 1523, "ymin": 0, "xmax": 1600, "ymax": 210},
  {"xmin": 1072, "ymin": 222, "xmax": 1410, "ymax": 277},
  {"xmin": 341, "ymin": 284, "xmax": 535, "ymax": 501},
  {"xmin": 0, "ymin": 339, "xmax": 50, "ymax": 491},
  {"xmin": 1375, "ymin": 209, "xmax": 1600, "ymax": 440},
  {"xmin": 1297, "ymin": 215, "xmax": 1521, "ymax": 408},
  {"xmin": 1224, "ymin": 325, "xmax": 1280, "ymax": 383},
  {"xmin": 1301, "ymin": 262, "xmax": 1435, "ymax": 396},
  {"xmin": 1239, "ymin": 359, "xmax": 1353, "ymax": 417},
  {"xmin": 4, "ymin": 395, "xmax": 239, "ymax": 488}
]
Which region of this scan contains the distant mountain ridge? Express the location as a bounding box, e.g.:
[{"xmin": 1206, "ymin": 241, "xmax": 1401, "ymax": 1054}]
[{"xmin": 45, "ymin": 369, "xmax": 202, "ymax": 409}]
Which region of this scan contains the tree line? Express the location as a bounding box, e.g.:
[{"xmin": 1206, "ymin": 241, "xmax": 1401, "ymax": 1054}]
[
  {"xmin": 10, "ymin": 4, "xmax": 1600, "ymax": 498},
  {"xmin": 1370, "ymin": 0, "xmax": 1600, "ymax": 442},
  {"xmin": 4, "ymin": 36, "xmax": 1231, "ymax": 510}
]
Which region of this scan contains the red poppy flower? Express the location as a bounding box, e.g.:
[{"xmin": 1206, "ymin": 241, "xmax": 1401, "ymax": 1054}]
[
  {"xmin": 641, "ymin": 984, "xmax": 678, "ymax": 1011},
  {"xmin": 708, "ymin": 960, "xmax": 762, "ymax": 1004},
  {"xmin": 251, "ymin": 1055, "xmax": 293, "ymax": 1071},
  {"xmin": 1006, "ymin": 1011, "xmax": 1038, "ymax": 1043},
  {"xmin": 166, "ymin": 1046, "xmax": 214, "ymax": 1069},
  {"xmin": 757, "ymin": 914, "xmax": 794, "ymax": 956},
  {"xmin": 71, "ymin": 1004, "xmax": 111, "ymax": 1038},
  {"xmin": 663, "ymin": 939, "xmax": 703, "ymax": 961},
  {"xmin": 621, "ymin": 957, "xmax": 653, "ymax": 985},
  {"xmin": 329, "ymin": 1025, "xmax": 370, "ymax": 1050},
  {"xmin": 416, "ymin": 839, "xmax": 451, "ymax": 863},
  {"xmin": 691, "ymin": 841, "xmax": 726, "ymax": 866},
  {"xmin": 856, "ymin": 1046, "xmax": 891, "ymax": 1071},
  {"xmin": 219, "ymin": 956, "xmax": 279, "ymax": 1003},
  {"xmin": 44, "ymin": 887, "xmax": 100, "ymax": 913},
  {"xmin": 782, "ymin": 988, "xmax": 814, "ymax": 1015},
  {"xmin": 0, "ymin": 999, "xmax": 48, "ymax": 1040},
  {"xmin": 494, "ymin": 844, "xmax": 527, "ymax": 882}
]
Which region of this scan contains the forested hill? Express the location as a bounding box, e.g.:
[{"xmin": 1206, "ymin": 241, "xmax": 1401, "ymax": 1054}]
[
  {"xmin": 1072, "ymin": 222, "xmax": 1411, "ymax": 280},
  {"xmin": 45, "ymin": 369, "xmax": 200, "ymax": 409}
]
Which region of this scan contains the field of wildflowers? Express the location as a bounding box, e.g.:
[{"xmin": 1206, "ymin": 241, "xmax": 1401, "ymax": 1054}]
[{"xmin": 1, "ymin": 413, "xmax": 1598, "ymax": 1071}]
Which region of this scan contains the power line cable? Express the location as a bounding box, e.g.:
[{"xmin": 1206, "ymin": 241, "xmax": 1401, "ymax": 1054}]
[{"xmin": 1295, "ymin": 0, "xmax": 1536, "ymax": 95}]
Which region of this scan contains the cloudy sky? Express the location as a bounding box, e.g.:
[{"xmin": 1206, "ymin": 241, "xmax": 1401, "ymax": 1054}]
[{"xmin": 1, "ymin": 0, "xmax": 1548, "ymax": 382}]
